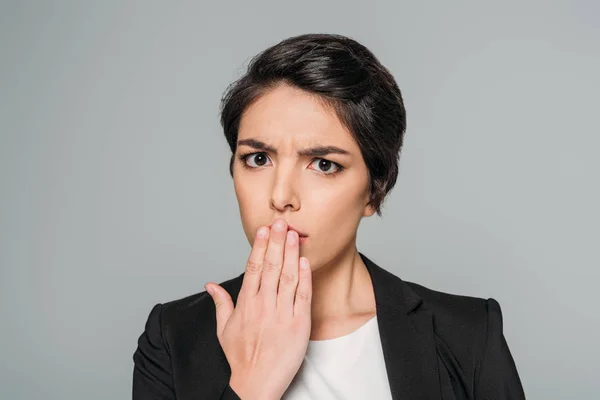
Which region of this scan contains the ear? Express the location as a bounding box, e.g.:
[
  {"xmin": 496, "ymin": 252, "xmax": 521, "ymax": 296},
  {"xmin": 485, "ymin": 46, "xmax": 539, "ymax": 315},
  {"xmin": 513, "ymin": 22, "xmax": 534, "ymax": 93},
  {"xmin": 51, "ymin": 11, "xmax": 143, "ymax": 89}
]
[{"xmin": 362, "ymin": 201, "xmax": 376, "ymax": 217}]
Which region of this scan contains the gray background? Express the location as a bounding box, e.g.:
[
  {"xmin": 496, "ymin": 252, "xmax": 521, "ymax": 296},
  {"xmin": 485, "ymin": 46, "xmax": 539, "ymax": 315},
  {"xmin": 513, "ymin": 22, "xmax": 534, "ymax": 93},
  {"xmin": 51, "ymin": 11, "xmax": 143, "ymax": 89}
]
[{"xmin": 1, "ymin": 1, "xmax": 598, "ymax": 399}]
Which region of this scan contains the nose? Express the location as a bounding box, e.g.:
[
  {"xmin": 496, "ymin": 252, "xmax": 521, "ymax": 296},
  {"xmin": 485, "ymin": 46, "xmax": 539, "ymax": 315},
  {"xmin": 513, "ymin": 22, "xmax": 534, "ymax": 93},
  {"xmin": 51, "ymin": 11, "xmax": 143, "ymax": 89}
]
[{"xmin": 270, "ymin": 163, "xmax": 300, "ymax": 212}]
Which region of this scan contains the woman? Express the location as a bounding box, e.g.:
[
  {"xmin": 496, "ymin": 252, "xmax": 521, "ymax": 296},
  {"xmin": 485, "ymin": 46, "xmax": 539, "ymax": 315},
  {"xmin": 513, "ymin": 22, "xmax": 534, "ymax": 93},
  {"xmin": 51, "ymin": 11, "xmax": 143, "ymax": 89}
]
[{"xmin": 132, "ymin": 33, "xmax": 525, "ymax": 400}]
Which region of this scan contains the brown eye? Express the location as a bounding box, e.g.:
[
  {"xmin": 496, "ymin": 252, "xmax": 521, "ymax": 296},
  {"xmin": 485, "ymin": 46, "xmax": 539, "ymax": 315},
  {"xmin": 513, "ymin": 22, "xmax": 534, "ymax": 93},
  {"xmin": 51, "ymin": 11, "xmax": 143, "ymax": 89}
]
[
  {"xmin": 310, "ymin": 158, "xmax": 339, "ymax": 175},
  {"xmin": 246, "ymin": 153, "xmax": 271, "ymax": 167},
  {"xmin": 319, "ymin": 160, "xmax": 332, "ymax": 171}
]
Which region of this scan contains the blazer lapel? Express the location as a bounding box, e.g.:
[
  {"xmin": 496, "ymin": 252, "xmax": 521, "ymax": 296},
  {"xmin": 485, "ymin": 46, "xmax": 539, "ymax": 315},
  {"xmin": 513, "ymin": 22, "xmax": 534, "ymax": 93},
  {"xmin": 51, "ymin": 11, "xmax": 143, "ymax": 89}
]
[{"xmin": 361, "ymin": 253, "xmax": 442, "ymax": 400}]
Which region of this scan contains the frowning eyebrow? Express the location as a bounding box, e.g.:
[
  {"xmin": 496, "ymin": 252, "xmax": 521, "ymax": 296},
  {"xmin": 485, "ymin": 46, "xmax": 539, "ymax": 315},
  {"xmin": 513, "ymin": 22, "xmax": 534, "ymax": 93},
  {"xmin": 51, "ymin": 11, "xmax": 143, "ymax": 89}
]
[{"xmin": 237, "ymin": 138, "xmax": 350, "ymax": 157}]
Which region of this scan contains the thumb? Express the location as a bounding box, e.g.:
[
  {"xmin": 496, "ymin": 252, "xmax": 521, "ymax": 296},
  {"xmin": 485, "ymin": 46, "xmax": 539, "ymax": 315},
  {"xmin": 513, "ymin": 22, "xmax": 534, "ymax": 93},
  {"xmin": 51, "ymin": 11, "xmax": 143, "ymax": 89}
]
[{"xmin": 205, "ymin": 283, "xmax": 234, "ymax": 339}]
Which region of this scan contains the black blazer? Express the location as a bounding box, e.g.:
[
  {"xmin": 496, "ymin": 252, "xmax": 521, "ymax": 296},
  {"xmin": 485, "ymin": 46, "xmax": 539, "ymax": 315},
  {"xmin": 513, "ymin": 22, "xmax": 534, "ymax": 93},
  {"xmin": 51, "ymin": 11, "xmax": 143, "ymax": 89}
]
[{"xmin": 133, "ymin": 253, "xmax": 526, "ymax": 399}]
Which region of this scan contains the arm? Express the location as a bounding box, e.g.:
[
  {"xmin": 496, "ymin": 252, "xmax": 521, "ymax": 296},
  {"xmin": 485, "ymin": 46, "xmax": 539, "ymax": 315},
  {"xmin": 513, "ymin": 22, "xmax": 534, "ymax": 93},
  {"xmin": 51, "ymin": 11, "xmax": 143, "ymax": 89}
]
[
  {"xmin": 132, "ymin": 304, "xmax": 176, "ymax": 399},
  {"xmin": 474, "ymin": 298, "xmax": 526, "ymax": 400},
  {"xmin": 132, "ymin": 303, "xmax": 242, "ymax": 399}
]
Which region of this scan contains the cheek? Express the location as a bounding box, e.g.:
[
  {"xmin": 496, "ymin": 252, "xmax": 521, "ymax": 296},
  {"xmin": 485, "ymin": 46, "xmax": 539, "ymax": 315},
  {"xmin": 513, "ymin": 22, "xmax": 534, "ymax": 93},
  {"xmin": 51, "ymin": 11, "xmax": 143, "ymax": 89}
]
[
  {"xmin": 301, "ymin": 182, "xmax": 365, "ymax": 264},
  {"xmin": 314, "ymin": 171, "xmax": 367, "ymax": 205},
  {"xmin": 236, "ymin": 183, "xmax": 266, "ymax": 209},
  {"xmin": 234, "ymin": 175, "xmax": 268, "ymax": 235},
  {"xmin": 307, "ymin": 179, "xmax": 366, "ymax": 228}
]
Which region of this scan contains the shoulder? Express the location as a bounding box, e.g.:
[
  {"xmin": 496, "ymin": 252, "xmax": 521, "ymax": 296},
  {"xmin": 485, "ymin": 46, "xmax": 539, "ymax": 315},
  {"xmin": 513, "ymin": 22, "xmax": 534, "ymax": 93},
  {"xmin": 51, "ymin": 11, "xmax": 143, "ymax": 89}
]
[
  {"xmin": 390, "ymin": 279, "xmax": 524, "ymax": 397},
  {"xmin": 405, "ymin": 279, "xmax": 503, "ymax": 336},
  {"xmin": 405, "ymin": 280, "xmax": 495, "ymax": 323},
  {"xmin": 403, "ymin": 279, "xmax": 507, "ymax": 368}
]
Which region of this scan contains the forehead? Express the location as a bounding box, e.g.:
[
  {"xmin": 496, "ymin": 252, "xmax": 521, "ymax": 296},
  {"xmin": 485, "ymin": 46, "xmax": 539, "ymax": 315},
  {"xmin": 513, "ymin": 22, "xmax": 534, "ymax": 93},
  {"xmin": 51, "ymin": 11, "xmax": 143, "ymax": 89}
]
[{"xmin": 238, "ymin": 84, "xmax": 357, "ymax": 149}]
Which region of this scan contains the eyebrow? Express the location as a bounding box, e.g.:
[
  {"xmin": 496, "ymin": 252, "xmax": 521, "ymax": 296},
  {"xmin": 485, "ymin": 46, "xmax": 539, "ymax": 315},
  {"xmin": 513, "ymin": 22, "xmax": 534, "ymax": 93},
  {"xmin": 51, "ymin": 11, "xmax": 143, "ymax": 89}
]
[{"xmin": 237, "ymin": 138, "xmax": 350, "ymax": 157}]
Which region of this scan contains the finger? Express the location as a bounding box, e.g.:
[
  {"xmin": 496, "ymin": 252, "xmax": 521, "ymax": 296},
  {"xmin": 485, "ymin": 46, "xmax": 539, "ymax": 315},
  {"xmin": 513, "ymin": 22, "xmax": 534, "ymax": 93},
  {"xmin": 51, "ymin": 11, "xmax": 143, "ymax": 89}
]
[
  {"xmin": 277, "ymin": 230, "xmax": 300, "ymax": 313},
  {"xmin": 238, "ymin": 226, "xmax": 270, "ymax": 301},
  {"xmin": 258, "ymin": 218, "xmax": 288, "ymax": 304},
  {"xmin": 205, "ymin": 283, "xmax": 233, "ymax": 340},
  {"xmin": 294, "ymin": 257, "xmax": 312, "ymax": 317}
]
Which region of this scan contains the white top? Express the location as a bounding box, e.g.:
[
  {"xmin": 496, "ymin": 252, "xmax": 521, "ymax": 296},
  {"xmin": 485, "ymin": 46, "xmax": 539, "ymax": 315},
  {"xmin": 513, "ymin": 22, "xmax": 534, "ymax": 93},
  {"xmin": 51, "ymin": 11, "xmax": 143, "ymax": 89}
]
[{"xmin": 282, "ymin": 316, "xmax": 393, "ymax": 399}]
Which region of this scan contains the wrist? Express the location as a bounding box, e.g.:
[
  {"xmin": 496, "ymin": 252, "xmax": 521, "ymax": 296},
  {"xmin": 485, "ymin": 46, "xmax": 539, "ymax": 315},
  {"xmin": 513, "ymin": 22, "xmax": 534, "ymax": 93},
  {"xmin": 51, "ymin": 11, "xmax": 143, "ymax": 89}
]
[{"xmin": 229, "ymin": 376, "xmax": 279, "ymax": 400}]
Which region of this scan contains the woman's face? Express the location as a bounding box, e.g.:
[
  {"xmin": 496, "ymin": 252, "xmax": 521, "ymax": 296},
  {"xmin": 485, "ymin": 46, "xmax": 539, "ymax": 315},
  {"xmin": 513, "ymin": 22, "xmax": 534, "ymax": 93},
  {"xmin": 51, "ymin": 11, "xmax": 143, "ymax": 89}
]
[{"xmin": 233, "ymin": 83, "xmax": 375, "ymax": 270}]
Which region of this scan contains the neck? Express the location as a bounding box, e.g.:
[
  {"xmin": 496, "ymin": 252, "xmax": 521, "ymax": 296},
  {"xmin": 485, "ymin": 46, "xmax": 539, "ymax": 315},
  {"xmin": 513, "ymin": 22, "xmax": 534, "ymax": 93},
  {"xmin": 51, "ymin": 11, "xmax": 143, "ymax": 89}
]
[{"xmin": 309, "ymin": 244, "xmax": 375, "ymax": 324}]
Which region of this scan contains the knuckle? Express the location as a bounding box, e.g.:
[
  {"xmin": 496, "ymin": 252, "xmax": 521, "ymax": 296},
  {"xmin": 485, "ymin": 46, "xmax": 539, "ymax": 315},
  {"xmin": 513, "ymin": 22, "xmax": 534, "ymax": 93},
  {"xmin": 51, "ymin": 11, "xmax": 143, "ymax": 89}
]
[
  {"xmin": 296, "ymin": 290, "xmax": 310, "ymax": 301},
  {"xmin": 245, "ymin": 259, "xmax": 261, "ymax": 274},
  {"xmin": 279, "ymin": 271, "xmax": 297, "ymax": 285},
  {"xmin": 263, "ymin": 259, "xmax": 280, "ymax": 273},
  {"xmin": 214, "ymin": 300, "xmax": 225, "ymax": 309}
]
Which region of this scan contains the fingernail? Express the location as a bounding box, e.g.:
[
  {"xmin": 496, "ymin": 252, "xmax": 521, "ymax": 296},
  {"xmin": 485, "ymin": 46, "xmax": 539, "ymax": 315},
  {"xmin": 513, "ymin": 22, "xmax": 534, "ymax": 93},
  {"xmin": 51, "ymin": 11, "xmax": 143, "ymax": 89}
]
[
  {"xmin": 287, "ymin": 230, "xmax": 297, "ymax": 245},
  {"xmin": 257, "ymin": 227, "xmax": 268, "ymax": 238},
  {"xmin": 273, "ymin": 219, "xmax": 286, "ymax": 232},
  {"xmin": 300, "ymin": 258, "xmax": 309, "ymax": 270}
]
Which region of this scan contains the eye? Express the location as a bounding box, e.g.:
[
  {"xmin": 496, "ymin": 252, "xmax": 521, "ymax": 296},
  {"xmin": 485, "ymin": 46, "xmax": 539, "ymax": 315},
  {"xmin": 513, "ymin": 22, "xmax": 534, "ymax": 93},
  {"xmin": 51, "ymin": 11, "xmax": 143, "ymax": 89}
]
[
  {"xmin": 309, "ymin": 158, "xmax": 341, "ymax": 175},
  {"xmin": 243, "ymin": 152, "xmax": 272, "ymax": 168}
]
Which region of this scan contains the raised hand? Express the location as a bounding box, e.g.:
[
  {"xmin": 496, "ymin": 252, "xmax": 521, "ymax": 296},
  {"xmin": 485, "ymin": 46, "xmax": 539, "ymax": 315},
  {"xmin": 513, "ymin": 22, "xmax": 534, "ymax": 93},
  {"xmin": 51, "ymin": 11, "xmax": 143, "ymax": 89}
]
[{"xmin": 205, "ymin": 218, "xmax": 312, "ymax": 400}]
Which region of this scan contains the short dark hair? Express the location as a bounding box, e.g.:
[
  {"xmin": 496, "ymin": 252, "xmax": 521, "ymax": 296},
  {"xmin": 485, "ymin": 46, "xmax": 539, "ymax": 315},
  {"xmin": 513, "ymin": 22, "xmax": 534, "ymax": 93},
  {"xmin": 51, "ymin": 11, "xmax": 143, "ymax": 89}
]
[{"xmin": 219, "ymin": 33, "xmax": 407, "ymax": 216}]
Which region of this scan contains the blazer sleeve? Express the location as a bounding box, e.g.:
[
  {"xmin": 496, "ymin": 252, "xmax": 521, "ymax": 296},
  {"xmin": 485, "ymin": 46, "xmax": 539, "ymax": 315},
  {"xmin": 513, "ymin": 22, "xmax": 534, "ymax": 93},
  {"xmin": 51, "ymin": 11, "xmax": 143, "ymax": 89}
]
[
  {"xmin": 474, "ymin": 298, "xmax": 526, "ymax": 400},
  {"xmin": 132, "ymin": 303, "xmax": 242, "ymax": 400}
]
